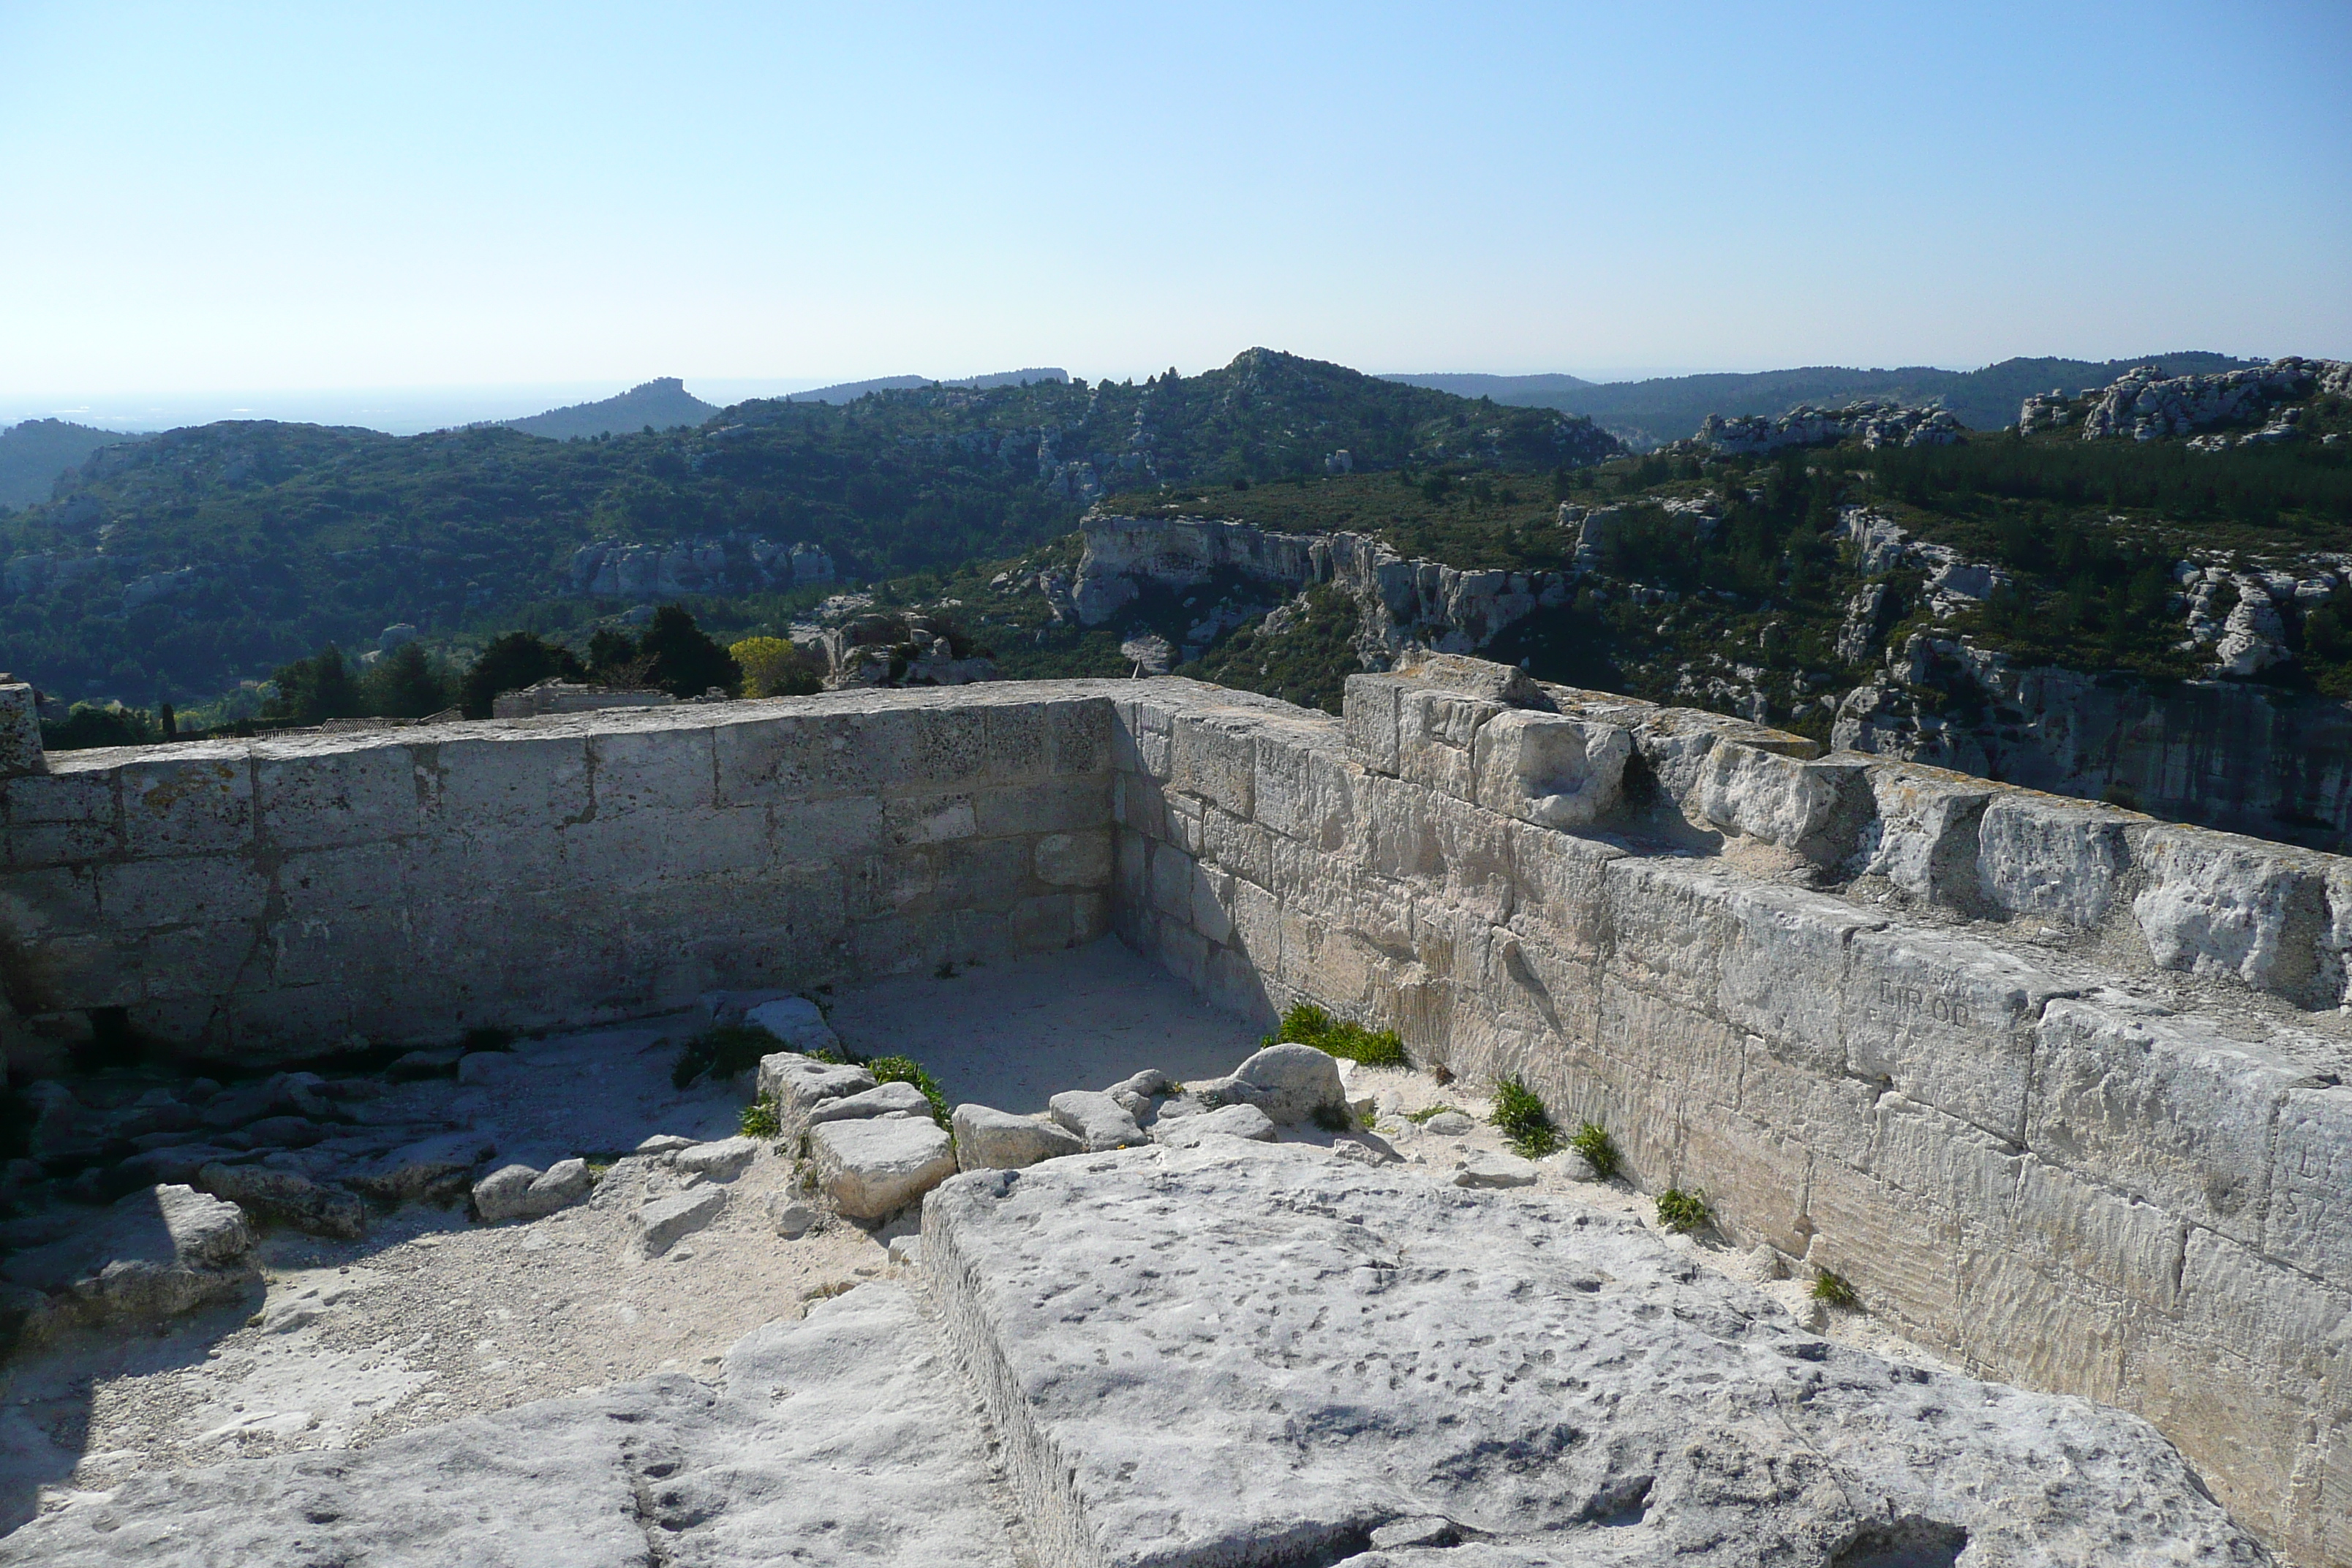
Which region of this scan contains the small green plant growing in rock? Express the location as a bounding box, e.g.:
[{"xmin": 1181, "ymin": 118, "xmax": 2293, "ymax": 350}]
[
  {"xmin": 671, "ymin": 1025, "xmax": 781, "ymax": 1089},
  {"xmin": 1655, "ymin": 1187, "xmax": 1710, "ymax": 1234},
  {"xmin": 1402, "ymin": 1104, "xmax": 1466, "ymax": 1126},
  {"xmin": 1489, "ymin": 1076, "xmax": 1560, "ymax": 1158},
  {"xmin": 1811, "ymin": 1270, "xmax": 1859, "ymax": 1310},
  {"xmin": 1267, "ymin": 1002, "xmax": 1409, "ymax": 1068},
  {"xmin": 740, "ymin": 1096, "xmax": 782, "ymax": 1139},
  {"xmin": 1311, "ymin": 1103, "xmax": 1353, "ymax": 1133},
  {"xmin": 1567, "ymin": 1121, "xmax": 1620, "ymax": 1180},
  {"xmin": 865, "ymin": 1055, "xmax": 952, "ymax": 1128}
]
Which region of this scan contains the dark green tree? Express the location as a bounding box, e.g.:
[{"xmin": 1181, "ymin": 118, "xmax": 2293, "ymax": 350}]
[
  {"xmin": 459, "ymin": 633, "xmax": 584, "ymax": 719},
  {"xmin": 636, "ymin": 605, "xmax": 741, "ymax": 698},
  {"xmin": 265, "ymin": 647, "xmax": 363, "ymax": 723},
  {"xmin": 362, "ymin": 642, "xmax": 456, "ymax": 717}
]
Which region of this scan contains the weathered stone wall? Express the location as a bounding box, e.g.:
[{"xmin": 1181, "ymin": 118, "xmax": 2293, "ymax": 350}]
[
  {"xmin": 0, "ymin": 685, "xmax": 1113, "ymax": 1063},
  {"xmin": 0, "ymin": 670, "xmax": 2345, "ymax": 1561},
  {"xmin": 1109, "ymin": 666, "xmax": 2351, "ymax": 1568}
]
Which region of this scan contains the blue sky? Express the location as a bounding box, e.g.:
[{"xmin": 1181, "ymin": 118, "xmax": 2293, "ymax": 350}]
[{"xmin": 2, "ymin": 1, "xmax": 2347, "ymax": 413}]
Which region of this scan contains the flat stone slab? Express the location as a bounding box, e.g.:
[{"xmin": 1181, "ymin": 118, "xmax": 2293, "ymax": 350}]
[
  {"xmin": 954, "ymin": 1103, "xmax": 1085, "ymax": 1171},
  {"xmin": 673, "ymin": 1136, "xmax": 759, "ymax": 1180},
  {"xmin": 1048, "ymin": 1090, "xmax": 1147, "ymax": 1151},
  {"xmin": 812, "ymin": 1117, "xmax": 956, "ymax": 1220},
  {"xmin": 633, "ymin": 1185, "xmax": 728, "ymax": 1258},
  {"xmin": 921, "ymin": 1142, "xmax": 2264, "ymax": 1568},
  {"xmin": 1, "ymin": 1282, "xmax": 1020, "ymax": 1567},
  {"xmin": 1150, "ymin": 1102, "xmax": 1275, "ymax": 1148}
]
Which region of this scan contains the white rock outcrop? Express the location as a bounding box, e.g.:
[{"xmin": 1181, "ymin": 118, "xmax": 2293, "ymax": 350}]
[
  {"xmin": 810, "ymin": 1115, "xmax": 956, "ymax": 1221},
  {"xmin": 923, "ymin": 1145, "xmax": 2266, "ymax": 1567}
]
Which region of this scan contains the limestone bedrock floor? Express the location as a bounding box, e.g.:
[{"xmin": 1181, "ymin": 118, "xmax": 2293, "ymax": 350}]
[{"xmin": 0, "ymin": 935, "xmax": 1949, "ymax": 1537}]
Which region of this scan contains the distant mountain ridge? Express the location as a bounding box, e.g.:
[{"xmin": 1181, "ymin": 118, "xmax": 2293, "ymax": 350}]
[
  {"xmin": 504, "ymin": 377, "xmax": 720, "ymax": 440},
  {"xmin": 786, "ymin": 368, "xmax": 1069, "ymax": 403},
  {"xmin": 1385, "ymin": 353, "xmax": 2269, "ymax": 447},
  {"xmin": 0, "ymin": 418, "xmax": 140, "ymax": 508}
]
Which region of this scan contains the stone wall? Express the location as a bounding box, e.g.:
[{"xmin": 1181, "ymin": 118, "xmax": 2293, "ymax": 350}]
[
  {"xmin": 0, "ymin": 685, "xmax": 1113, "ymax": 1064},
  {"xmin": 1108, "ymin": 663, "xmax": 2351, "ymax": 1568},
  {"xmin": 0, "ymin": 669, "xmax": 2345, "ymax": 1562}
]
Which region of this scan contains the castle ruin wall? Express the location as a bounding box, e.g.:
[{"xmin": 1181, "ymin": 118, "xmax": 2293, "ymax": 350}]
[{"xmin": 0, "ymin": 673, "xmax": 2345, "ymax": 1563}]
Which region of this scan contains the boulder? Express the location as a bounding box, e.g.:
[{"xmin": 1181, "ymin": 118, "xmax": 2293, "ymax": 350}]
[
  {"xmin": 1150, "ymin": 1102, "xmax": 1276, "ymax": 1148},
  {"xmin": 810, "ymin": 1117, "xmax": 957, "ymax": 1221},
  {"xmin": 756, "ymin": 1052, "xmax": 878, "ymax": 1141},
  {"xmin": 806, "ymin": 1080, "xmax": 933, "ymax": 1127},
  {"xmin": 1452, "ymin": 1151, "xmax": 1540, "ymax": 1188},
  {"xmin": 673, "ymin": 1137, "xmax": 758, "ymax": 1180},
  {"xmin": 344, "ymin": 1134, "xmax": 497, "ymax": 1205},
  {"xmin": 635, "ymin": 1134, "xmax": 695, "ymax": 1156},
  {"xmin": 1, "ymin": 1183, "xmax": 255, "ymax": 1327},
  {"xmin": 743, "ymin": 997, "xmax": 843, "ymax": 1055},
  {"xmin": 766, "ymin": 1194, "xmax": 821, "ymax": 1239},
  {"xmin": 1047, "ymin": 1090, "xmax": 1147, "ymax": 1151},
  {"xmin": 115, "ymin": 1142, "xmax": 244, "ymax": 1187},
  {"xmin": 525, "ymin": 1158, "xmax": 592, "ymax": 1214},
  {"xmin": 1420, "ymin": 1109, "xmax": 1476, "ymax": 1137},
  {"xmin": 952, "ymin": 1104, "xmax": 1085, "ymax": 1172},
  {"xmin": 633, "ymin": 1186, "xmax": 728, "ymax": 1258},
  {"xmin": 197, "ymin": 1162, "xmax": 367, "ymax": 1238},
  {"xmin": 1230, "ymin": 1044, "xmax": 1346, "ymax": 1126},
  {"xmin": 470, "ymin": 1164, "xmax": 544, "ymax": 1224},
  {"xmin": 239, "ymin": 1115, "xmax": 327, "ymax": 1149}
]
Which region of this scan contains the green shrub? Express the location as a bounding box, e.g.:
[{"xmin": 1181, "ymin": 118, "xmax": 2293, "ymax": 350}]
[
  {"xmin": 671, "ymin": 1024, "xmax": 781, "ymax": 1089},
  {"xmin": 740, "ymin": 1096, "xmax": 782, "ymax": 1139},
  {"xmin": 1488, "ymin": 1076, "xmax": 1559, "ymax": 1158},
  {"xmin": 1567, "ymin": 1121, "xmax": 1620, "ymax": 1180},
  {"xmin": 865, "ymin": 1055, "xmax": 951, "ymax": 1128},
  {"xmin": 1655, "ymin": 1187, "xmax": 1710, "ymax": 1234},
  {"xmin": 1266, "ymin": 1001, "xmax": 1409, "ymax": 1068},
  {"xmin": 1311, "ymin": 1103, "xmax": 1352, "ymax": 1133},
  {"xmin": 1811, "ymin": 1270, "xmax": 1858, "ymax": 1310},
  {"xmin": 1401, "ymin": 1104, "xmax": 1465, "ymax": 1125}
]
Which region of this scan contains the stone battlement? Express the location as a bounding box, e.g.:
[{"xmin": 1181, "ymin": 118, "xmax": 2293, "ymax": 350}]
[{"xmin": 0, "ymin": 666, "xmax": 2346, "ymax": 1561}]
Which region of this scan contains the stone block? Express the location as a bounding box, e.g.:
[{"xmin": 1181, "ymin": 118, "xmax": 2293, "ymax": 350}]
[
  {"xmin": 2133, "ymin": 825, "xmax": 2337, "ymax": 1006},
  {"xmin": 1170, "ymin": 712, "xmax": 1256, "ymax": 818},
  {"xmin": 428, "ymin": 733, "xmax": 589, "ymax": 830},
  {"xmin": 1048, "ymin": 696, "xmax": 1115, "ymax": 776},
  {"xmin": 1976, "ymin": 792, "xmax": 2134, "ymax": 927},
  {"xmin": 1861, "ymin": 761, "xmax": 1994, "ymax": 903},
  {"xmin": 1715, "ymin": 883, "xmax": 1874, "ymax": 1078},
  {"xmin": 2008, "ymin": 1154, "xmax": 2185, "ymax": 1313},
  {"xmin": 953, "ymin": 1104, "xmax": 1084, "ymax": 1170},
  {"xmin": 255, "ymin": 745, "xmax": 420, "ymax": 851},
  {"xmin": 810, "ymin": 1115, "xmax": 956, "ymax": 1220},
  {"xmin": 98, "ymin": 856, "xmax": 269, "ymax": 931},
  {"xmin": 1469, "ymin": 710, "xmax": 1630, "ymax": 828},
  {"xmin": 757, "ymin": 1052, "xmax": 878, "ymax": 1141},
  {"xmin": 2026, "ymin": 996, "xmax": 2288, "ymax": 1248},
  {"xmin": 1843, "ymin": 926, "xmax": 2062, "ymax": 1145},
  {"xmin": 1049, "ymin": 1090, "xmax": 1147, "ymax": 1150},
  {"xmin": 980, "ymin": 701, "xmax": 1047, "ymax": 781},
  {"xmin": 0, "ymin": 683, "xmax": 42, "ymax": 777},
  {"xmin": 2269, "ymin": 1082, "xmax": 2352, "ymax": 1288},
  {"xmin": 882, "ymin": 792, "xmax": 977, "ymax": 845},
  {"xmin": 1695, "ymin": 745, "xmax": 1874, "ymax": 861},
  {"xmin": 1395, "ymin": 687, "xmax": 1497, "ymax": 801},
  {"xmin": 1341, "ymin": 674, "xmax": 1405, "ymax": 775},
  {"xmin": 975, "ymin": 774, "xmax": 1109, "ymax": 838},
  {"xmin": 674, "ymin": 1136, "xmax": 760, "ymax": 1180},
  {"xmin": 121, "ymin": 757, "xmax": 252, "ymax": 857},
  {"xmin": 634, "ymin": 1186, "xmax": 727, "ymax": 1257}
]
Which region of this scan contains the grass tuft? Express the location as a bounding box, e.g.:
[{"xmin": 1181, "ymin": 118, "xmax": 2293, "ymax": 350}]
[
  {"xmin": 1567, "ymin": 1121, "xmax": 1620, "ymax": 1180},
  {"xmin": 1267, "ymin": 1002, "xmax": 1409, "ymax": 1068},
  {"xmin": 864, "ymin": 1055, "xmax": 952, "ymax": 1129},
  {"xmin": 1488, "ymin": 1076, "xmax": 1559, "ymax": 1158},
  {"xmin": 1655, "ymin": 1187, "xmax": 1710, "ymax": 1234},
  {"xmin": 1811, "ymin": 1270, "xmax": 1859, "ymax": 1310},
  {"xmin": 740, "ymin": 1096, "xmax": 783, "ymax": 1139},
  {"xmin": 1401, "ymin": 1104, "xmax": 1466, "ymax": 1126}
]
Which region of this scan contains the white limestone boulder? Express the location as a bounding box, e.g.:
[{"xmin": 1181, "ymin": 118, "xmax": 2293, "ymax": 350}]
[
  {"xmin": 1047, "ymin": 1090, "xmax": 1148, "ymax": 1151},
  {"xmin": 1151, "ymin": 1102, "xmax": 1275, "ymax": 1148},
  {"xmin": 756, "ymin": 1052, "xmax": 878, "ymax": 1141},
  {"xmin": 197, "ymin": 1162, "xmax": 367, "ymax": 1239},
  {"xmin": 1231, "ymin": 1043, "xmax": 1346, "ymax": 1126},
  {"xmin": 633, "ymin": 1186, "xmax": 727, "ymax": 1258},
  {"xmin": 471, "ymin": 1158, "xmax": 594, "ymax": 1224},
  {"xmin": 810, "ymin": 1116, "xmax": 957, "ymax": 1221},
  {"xmin": 1, "ymin": 1183, "xmax": 256, "ymax": 1326},
  {"xmin": 673, "ymin": 1137, "xmax": 759, "ymax": 1180},
  {"xmin": 807, "ymin": 1080, "xmax": 934, "ymax": 1128},
  {"xmin": 954, "ymin": 1104, "xmax": 1085, "ymax": 1171},
  {"xmin": 743, "ymin": 996, "xmax": 843, "ymax": 1056},
  {"xmin": 1469, "ymin": 709, "xmax": 1630, "ymax": 829}
]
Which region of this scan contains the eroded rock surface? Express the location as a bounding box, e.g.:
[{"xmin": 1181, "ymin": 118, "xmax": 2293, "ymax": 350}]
[
  {"xmin": 0, "ymin": 1283, "xmax": 1021, "ymax": 1568},
  {"xmin": 923, "ymin": 1143, "xmax": 2266, "ymax": 1568}
]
